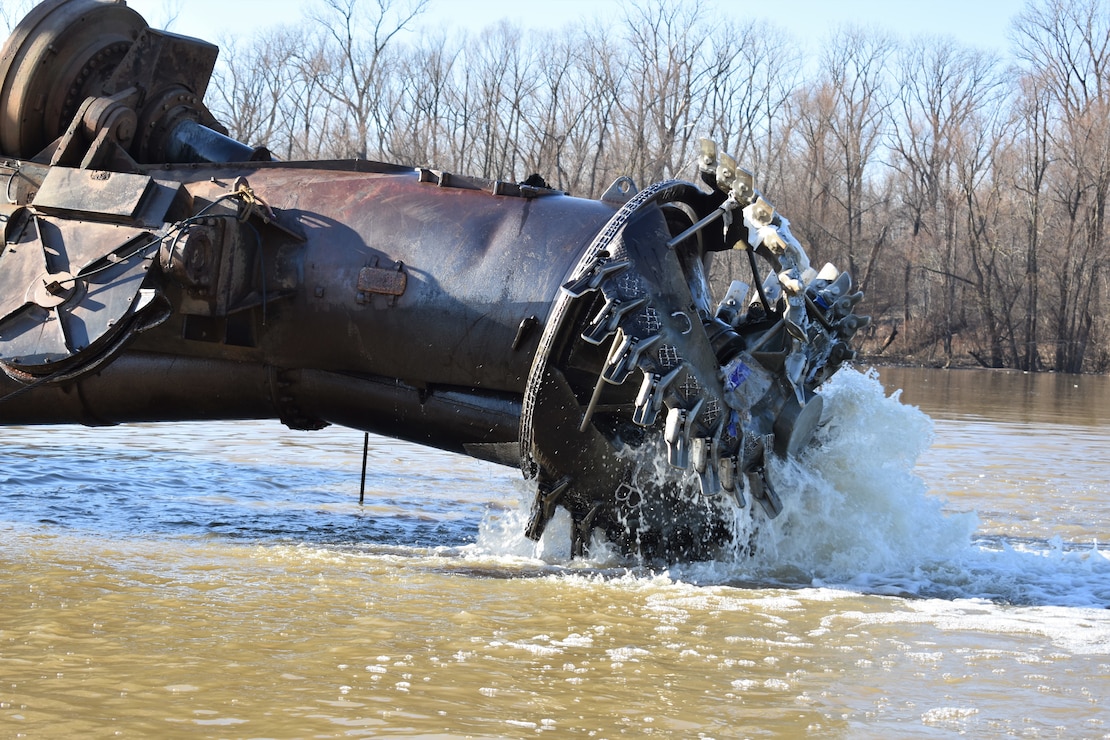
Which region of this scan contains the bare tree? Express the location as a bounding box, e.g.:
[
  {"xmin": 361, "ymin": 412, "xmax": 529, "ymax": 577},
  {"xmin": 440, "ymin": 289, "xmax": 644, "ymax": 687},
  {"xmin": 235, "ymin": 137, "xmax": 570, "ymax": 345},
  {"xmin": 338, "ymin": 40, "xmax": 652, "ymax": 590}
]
[
  {"xmin": 576, "ymin": 27, "xmax": 629, "ymax": 196},
  {"xmin": 701, "ymin": 19, "xmax": 802, "ymax": 189},
  {"xmin": 1010, "ymin": 71, "xmax": 1053, "ymax": 370},
  {"xmin": 787, "ymin": 26, "xmax": 894, "ymax": 294},
  {"xmin": 148, "ymin": 0, "xmax": 184, "ymax": 32},
  {"xmin": 515, "ymin": 28, "xmax": 586, "ymax": 190},
  {"xmin": 388, "ymin": 30, "xmax": 460, "ymax": 167},
  {"xmin": 209, "ymin": 27, "xmax": 308, "ymax": 154},
  {"xmin": 616, "ymin": 0, "xmax": 708, "ymax": 185},
  {"xmin": 1014, "ymin": 0, "xmax": 1110, "ymax": 372},
  {"xmin": 309, "ymin": 0, "xmax": 429, "ymax": 159},
  {"xmin": 890, "ymin": 36, "xmax": 1006, "ymax": 359}
]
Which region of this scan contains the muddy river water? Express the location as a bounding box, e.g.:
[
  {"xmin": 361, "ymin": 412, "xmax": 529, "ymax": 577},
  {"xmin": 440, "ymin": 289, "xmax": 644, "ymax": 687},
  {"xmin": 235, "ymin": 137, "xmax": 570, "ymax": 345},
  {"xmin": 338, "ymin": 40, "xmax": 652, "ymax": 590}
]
[{"xmin": 1, "ymin": 366, "xmax": 1108, "ymax": 737}]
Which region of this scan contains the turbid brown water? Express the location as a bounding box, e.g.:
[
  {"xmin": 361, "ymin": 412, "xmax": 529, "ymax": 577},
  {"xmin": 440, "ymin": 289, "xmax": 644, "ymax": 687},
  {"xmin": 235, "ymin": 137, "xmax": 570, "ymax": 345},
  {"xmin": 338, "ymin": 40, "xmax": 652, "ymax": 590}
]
[{"xmin": 2, "ymin": 366, "xmax": 1108, "ymax": 737}]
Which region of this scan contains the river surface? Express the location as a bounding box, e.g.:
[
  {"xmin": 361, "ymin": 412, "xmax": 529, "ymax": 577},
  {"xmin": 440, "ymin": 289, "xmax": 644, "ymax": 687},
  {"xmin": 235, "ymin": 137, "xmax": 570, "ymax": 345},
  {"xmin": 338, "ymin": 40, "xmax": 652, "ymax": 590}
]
[{"xmin": 1, "ymin": 366, "xmax": 1108, "ymax": 738}]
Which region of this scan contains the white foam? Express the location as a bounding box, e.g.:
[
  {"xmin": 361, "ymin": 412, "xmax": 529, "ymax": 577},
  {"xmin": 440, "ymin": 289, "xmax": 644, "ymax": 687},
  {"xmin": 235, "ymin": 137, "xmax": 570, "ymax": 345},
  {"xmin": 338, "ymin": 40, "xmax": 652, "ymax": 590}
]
[
  {"xmin": 468, "ymin": 367, "xmax": 1110, "ymax": 609},
  {"xmin": 745, "ymin": 367, "xmax": 978, "ymax": 580}
]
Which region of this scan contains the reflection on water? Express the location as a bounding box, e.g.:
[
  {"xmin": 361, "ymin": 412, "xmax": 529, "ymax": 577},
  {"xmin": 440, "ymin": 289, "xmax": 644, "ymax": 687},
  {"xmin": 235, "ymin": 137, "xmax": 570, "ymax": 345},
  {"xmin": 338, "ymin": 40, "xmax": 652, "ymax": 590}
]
[
  {"xmin": 2, "ymin": 420, "xmax": 502, "ymax": 547},
  {"xmin": 881, "ymin": 367, "xmax": 1110, "ymax": 548},
  {"xmin": 879, "ymin": 365, "xmax": 1110, "ymax": 426},
  {"xmin": 1, "ymin": 366, "xmax": 1109, "ymax": 737}
]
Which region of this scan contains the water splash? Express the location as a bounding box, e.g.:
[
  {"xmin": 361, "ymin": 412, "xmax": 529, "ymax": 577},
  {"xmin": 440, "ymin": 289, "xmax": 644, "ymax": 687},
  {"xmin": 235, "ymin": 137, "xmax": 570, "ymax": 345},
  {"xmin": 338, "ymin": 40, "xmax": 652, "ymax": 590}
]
[
  {"xmin": 748, "ymin": 367, "xmax": 976, "ymax": 581},
  {"xmin": 470, "ymin": 367, "xmax": 1110, "ymax": 608}
]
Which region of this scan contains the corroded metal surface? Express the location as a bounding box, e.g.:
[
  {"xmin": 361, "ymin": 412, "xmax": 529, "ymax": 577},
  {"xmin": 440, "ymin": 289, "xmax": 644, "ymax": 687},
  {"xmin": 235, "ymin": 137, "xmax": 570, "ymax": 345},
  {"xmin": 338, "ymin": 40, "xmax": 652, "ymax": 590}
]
[{"xmin": 0, "ymin": 0, "xmax": 867, "ymax": 561}]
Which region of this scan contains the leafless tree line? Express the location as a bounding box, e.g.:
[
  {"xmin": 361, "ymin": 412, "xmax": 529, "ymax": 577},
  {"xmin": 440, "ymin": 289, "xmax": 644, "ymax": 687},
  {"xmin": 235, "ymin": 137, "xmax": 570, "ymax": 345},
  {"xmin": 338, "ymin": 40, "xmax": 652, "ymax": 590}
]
[{"xmin": 5, "ymin": 0, "xmax": 1109, "ymax": 372}]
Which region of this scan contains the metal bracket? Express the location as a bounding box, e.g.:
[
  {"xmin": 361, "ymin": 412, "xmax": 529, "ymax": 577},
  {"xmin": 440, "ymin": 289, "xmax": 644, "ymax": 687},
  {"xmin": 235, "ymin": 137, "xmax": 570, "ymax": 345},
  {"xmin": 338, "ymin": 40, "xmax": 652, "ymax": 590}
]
[{"xmin": 357, "ymin": 260, "xmax": 407, "ymax": 306}]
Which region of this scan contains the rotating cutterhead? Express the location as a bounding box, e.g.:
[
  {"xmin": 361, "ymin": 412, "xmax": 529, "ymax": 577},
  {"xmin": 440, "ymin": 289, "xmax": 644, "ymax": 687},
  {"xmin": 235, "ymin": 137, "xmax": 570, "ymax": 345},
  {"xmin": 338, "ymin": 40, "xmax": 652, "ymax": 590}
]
[{"xmin": 521, "ymin": 143, "xmax": 868, "ymax": 562}]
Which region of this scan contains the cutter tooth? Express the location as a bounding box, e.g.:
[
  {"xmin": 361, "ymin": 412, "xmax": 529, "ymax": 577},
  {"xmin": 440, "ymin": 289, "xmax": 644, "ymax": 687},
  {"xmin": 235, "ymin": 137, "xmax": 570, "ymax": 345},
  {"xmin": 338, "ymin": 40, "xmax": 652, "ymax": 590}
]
[
  {"xmin": 816, "ymin": 262, "xmax": 840, "ymax": 282},
  {"xmin": 747, "ymin": 467, "xmax": 782, "ymax": 518},
  {"xmin": 832, "ymin": 291, "xmax": 865, "ymax": 318},
  {"xmin": 716, "ymin": 151, "xmax": 738, "ymax": 194},
  {"xmin": 691, "ymin": 437, "xmax": 710, "ymax": 474},
  {"xmin": 570, "ymin": 502, "xmax": 603, "ymax": 559},
  {"xmin": 582, "ymin": 294, "xmax": 647, "ymax": 345},
  {"xmin": 698, "ymin": 138, "xmax": 717, "ymax": 172},
  {"xmin": 692, "ymin": 436, "xmax": 723, "ymax": 498},
  {"xmin": 524, "ymin": 475, "xmax": 571, "ymax": 541},
  {"xmin": 664, "ymin": 407, "xmax": 690, "ymax": 468},
  {"xmin": 731, "ymin": 166, "xmax": 755, "ymax": 204},
  {"xmin": 561, "ymin": 254, "xmax": 630, "ymax": 298},
  {"xmin": 836, "ymin": 313, "xmax": 870, "ymax": 339},
  {"xmin": 718, "ymin": 455, "xmax": 747, "ymax": 507},
  {"xmin": 698, "ymin": 138, "xmax": 718, "ymax": 190},
  {"xmin": 632, "ymin": 365, "xmax": 682, "ymax": 427},
  {"xmin": 697, "ymin": 462, "xmax": 721, "ymax": 498},
  {"xmin": 602, "ymin": 330, "xmax": 661, "ymax": 385},
  {"xmin": 663, "ymin": 397, "xmax": 703, "ymax": 469}
]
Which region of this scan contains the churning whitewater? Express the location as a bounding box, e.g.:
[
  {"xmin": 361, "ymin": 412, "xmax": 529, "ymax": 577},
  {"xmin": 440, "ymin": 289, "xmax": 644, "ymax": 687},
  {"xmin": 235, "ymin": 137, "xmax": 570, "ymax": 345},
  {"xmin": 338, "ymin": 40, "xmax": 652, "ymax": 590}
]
[{"xmin": 469, "ymin": 367, "xmax": 1110, "ymax": 609}]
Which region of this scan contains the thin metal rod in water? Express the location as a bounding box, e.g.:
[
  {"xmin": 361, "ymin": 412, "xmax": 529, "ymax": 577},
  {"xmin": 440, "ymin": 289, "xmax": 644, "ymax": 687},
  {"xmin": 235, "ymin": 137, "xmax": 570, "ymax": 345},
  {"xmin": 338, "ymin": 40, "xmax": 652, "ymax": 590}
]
[{"xmin": 359, "ymin": 432, "xmax": 369, "ymax": 505}]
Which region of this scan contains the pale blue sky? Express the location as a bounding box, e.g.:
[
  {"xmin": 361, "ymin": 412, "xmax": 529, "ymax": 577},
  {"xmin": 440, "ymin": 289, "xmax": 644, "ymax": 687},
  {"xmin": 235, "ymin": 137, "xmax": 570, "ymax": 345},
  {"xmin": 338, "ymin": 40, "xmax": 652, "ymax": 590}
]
[{"xmin": 123, "ymin": 0, "xmax": 1026, "ymax": 55}]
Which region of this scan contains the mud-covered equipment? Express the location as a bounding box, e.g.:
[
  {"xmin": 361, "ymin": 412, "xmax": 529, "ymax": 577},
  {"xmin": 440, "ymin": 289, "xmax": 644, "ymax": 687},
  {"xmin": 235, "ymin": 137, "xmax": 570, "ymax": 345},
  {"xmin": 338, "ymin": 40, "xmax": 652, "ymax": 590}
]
[{"xmin": 0, "ymin": 0, "xmax": 868, "ymax": 561}]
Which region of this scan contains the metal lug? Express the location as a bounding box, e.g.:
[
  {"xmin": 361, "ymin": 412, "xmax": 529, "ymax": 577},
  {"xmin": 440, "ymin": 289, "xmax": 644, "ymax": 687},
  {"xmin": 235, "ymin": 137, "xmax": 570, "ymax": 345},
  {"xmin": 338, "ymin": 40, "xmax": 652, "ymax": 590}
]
[
  {"xmin": 663, "ymin": 398, "xmax": 702, "ymax": 470},
  {"xmin": 632, "ymin": 365, "xmax": 682, "ymax": 427},
  {"xmin": 561, "ymin": 254, "xmax": 630, "ymax": 298},
  {"xmin": 582, "ymin": 294, "xmax": 648, "ymax": 345},
  {"xmin": 602, "ymin": 330, "xmax": 661, "ymax": 385}
]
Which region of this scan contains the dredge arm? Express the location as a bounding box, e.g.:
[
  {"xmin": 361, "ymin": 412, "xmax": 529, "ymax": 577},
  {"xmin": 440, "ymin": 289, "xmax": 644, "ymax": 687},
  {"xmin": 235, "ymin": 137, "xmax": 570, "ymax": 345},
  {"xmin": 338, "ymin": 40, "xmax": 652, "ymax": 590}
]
[{"xmin": 0, "ymin": 0, "xmax": 868, "ymax": 560}]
